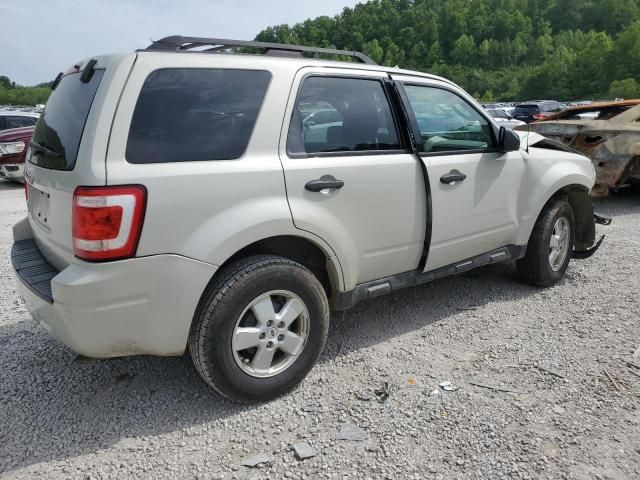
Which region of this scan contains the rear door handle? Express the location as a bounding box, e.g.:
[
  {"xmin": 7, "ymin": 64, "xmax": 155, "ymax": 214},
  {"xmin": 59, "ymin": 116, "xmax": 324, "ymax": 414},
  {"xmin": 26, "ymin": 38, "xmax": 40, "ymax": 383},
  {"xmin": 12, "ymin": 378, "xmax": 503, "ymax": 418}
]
[
  {"xmin": 305, "ymin": 178, "xmax": 344, "ymax": 192},
  {"xmin": 440, "ymin": 170, "xmax": 467, "ymax": 185}
]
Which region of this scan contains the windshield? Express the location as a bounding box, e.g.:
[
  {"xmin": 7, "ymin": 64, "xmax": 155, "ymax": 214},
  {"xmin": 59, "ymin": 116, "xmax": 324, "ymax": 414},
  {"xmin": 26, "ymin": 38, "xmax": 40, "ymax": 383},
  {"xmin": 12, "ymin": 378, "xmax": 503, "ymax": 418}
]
[
  {"xmin": 513, "ymin": 105, "xmax": 540, "ymax": 115},
  {"xmin": 29, "ymin": 70, "xmax": 104, "ymax": 170}
]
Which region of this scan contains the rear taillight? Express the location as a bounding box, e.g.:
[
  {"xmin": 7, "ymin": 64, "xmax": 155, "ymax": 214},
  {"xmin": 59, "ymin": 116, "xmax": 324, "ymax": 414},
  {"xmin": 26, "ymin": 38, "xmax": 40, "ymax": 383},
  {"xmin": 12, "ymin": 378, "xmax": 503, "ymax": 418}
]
[
  {"xmin": 532, "ymin": 113, "xmax": 547, "ymax": 120},
  {"xmin": 72, "ymin": 185, "xmax": 146, "ymax": 261}
]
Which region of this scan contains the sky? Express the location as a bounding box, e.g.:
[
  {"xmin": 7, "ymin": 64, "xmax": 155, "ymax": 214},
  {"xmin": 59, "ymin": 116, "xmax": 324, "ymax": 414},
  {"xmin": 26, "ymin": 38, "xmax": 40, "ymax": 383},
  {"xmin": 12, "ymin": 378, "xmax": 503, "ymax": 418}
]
[{"xmin": 1, "ymin": 0, "xmax": 362, "ymax": 86}]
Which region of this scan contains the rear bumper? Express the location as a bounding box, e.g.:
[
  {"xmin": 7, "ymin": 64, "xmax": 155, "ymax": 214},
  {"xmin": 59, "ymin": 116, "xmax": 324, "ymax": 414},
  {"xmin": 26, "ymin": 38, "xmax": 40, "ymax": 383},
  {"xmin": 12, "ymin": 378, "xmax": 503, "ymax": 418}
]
[
  {"xmin": 0, "ymin": 163, "xmax": 24, "ymax": 181},
  {"xmin": 11, "ymin": 218, "xmax": 217, "ymax": 358}
]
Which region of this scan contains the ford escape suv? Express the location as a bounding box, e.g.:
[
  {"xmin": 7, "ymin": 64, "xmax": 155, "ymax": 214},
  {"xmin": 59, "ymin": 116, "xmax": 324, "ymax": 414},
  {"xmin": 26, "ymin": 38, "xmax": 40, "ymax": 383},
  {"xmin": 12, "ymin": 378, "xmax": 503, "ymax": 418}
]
[{"xmin": 12, "ymin": 36, "xmax": 608, "ymax": 402}]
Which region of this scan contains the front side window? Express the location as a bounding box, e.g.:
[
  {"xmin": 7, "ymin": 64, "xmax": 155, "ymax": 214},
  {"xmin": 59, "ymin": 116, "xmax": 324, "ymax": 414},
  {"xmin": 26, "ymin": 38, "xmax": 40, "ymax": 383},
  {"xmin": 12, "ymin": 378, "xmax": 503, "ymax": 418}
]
[
  {"xmin": 404, "ymin": 85, "xmax": 494, "ymax": 153},
  {"xmin": 287, "ymin": 76, "xmax": 401, "ymax": 155},
  {"xmin": 126, "ymin": 68, "xmax": 271, "ymax": 163}
]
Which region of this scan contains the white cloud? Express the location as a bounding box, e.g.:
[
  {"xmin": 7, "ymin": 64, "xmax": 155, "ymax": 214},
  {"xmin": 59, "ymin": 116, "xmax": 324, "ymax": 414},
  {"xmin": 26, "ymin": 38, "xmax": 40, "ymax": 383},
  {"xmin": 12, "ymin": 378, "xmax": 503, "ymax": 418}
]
[{"xmin": 1, "ymin": 0, "xmax": 361, "ymax": 85}]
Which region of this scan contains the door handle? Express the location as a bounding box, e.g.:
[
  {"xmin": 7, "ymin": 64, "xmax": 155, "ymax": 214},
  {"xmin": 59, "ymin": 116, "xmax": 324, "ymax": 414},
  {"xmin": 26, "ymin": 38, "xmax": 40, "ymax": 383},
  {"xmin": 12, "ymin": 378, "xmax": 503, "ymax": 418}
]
[
  {"xmin": 305, "ymin": 178, "xmax": 344, "ymax": 192},
  {"xmin": 440, "ymin": 170, "xmax": 467, "ymax": 185}
]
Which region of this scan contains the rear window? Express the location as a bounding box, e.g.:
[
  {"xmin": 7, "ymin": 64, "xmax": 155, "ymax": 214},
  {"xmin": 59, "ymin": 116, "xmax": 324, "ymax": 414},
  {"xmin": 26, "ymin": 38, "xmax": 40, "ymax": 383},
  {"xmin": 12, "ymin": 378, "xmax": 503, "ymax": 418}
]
[
  {"xmin": 514, "ymin": 104, "xmax": 540, "ymax": 115},
  {"xmin": 29, "ymin": 70, "xmax": 104, "ymax": 170},
  {"xmin": 126, "ymin": 69, "xmax": 271, "ymax": 163},
  {"xmin": 5, "ymin": 116, "xmax": 37, "ymax": 129}
]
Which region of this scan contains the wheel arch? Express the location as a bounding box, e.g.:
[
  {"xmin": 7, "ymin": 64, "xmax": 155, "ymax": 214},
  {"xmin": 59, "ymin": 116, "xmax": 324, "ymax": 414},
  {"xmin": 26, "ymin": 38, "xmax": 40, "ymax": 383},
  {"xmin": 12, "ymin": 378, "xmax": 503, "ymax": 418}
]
[
  {"xmin": 519, "ymin": 182, "xmax": 595, "ymax": 249},
  {"xmin": 213, "ymin": 234, "xmax": 344, "ymax": 297},
  {"xmin": 549, "ymin": 184, "xmax": 595, "ymax": 250}
]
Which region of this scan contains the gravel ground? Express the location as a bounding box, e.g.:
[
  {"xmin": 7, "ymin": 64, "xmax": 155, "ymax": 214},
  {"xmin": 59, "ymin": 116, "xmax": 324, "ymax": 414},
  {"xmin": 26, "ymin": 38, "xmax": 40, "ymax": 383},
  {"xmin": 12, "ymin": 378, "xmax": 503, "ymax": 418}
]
[{"xmin": 1, "ymin": 178, "xmax": 639, "ymax": 480}]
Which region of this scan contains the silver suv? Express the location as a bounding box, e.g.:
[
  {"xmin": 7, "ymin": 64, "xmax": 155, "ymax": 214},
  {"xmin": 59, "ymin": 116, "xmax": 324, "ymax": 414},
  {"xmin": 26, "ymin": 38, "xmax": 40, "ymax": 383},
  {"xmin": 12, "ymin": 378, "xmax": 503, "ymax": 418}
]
[{"xmin": 12, "ymin": 36, "xmax": 607, "ymax": 402}]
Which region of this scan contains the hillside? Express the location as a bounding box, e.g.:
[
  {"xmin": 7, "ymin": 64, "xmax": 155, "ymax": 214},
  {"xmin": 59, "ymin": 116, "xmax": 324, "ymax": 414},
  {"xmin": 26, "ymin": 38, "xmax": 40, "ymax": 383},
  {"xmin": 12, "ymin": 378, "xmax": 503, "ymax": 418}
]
[{"xmin": 256, "ymin": 0, "xmax": 640, "ymax": 100}]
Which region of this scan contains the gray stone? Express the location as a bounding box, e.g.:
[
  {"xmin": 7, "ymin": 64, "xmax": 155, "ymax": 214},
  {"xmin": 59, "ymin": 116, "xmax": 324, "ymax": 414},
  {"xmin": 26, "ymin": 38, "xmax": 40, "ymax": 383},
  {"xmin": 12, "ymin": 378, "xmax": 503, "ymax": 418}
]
[
  {"xmin": 336, "ymin": 424, "xmax": 369, "ymax": 442},
  {"xmin": 240, "ymin": 453, "xmax": 272, "ymax": 468},
  {"xmin": 292, "ymin": 441, "xmax": 316, "ymax": 460}
]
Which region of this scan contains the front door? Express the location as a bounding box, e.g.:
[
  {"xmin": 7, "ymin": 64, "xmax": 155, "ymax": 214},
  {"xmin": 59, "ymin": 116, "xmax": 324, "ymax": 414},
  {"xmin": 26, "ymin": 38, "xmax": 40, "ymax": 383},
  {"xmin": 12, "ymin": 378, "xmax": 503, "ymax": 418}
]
[
  {"xmin": 279, "ymin": 69, "xmax": 426, "ymax": 289},
  {"xmin": 392, "ymin": 76, "xmax": 525, "ymax": 272}
]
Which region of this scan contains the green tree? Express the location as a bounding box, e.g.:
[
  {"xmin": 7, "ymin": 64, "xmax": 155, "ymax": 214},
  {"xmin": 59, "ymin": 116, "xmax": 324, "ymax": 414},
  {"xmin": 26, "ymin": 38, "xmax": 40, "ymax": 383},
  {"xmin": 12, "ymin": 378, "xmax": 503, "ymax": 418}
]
[
  {"xmin": 612, "ymin": 20, "xmax": 640, "ymax": 80},
  {"xmin": 451, "ymin": 34, "xmax": 476, "ymax": 64},
  {"xmin": 361, "ymin": 39, "xmax": 384, "ymax": 64},
  {"xmin": 253, "ymin": 0, "xmax": 640, "ymax": 101},
  {"xmin": 608, "ymin": 78, "xmax": 640, "ymax": 98}
]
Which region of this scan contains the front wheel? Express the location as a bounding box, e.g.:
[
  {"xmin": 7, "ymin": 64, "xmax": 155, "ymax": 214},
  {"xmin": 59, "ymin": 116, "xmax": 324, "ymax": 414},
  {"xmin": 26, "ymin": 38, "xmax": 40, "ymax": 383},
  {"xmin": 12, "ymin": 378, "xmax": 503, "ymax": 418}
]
[
  {"xmin": 517, "ymin": 199, "xmax": 575, "ymax": 287},
  {"xmin": 188, "ymin": 255, "xmax": 329, "ymax": 402}
]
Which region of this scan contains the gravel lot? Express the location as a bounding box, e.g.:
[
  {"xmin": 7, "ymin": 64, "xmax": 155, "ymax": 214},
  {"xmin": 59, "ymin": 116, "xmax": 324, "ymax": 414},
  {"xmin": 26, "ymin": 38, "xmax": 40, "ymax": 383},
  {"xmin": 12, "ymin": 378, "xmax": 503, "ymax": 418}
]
[{"xmin": 1, "ymin": 179, "xmax": 639, "ymax": 480}]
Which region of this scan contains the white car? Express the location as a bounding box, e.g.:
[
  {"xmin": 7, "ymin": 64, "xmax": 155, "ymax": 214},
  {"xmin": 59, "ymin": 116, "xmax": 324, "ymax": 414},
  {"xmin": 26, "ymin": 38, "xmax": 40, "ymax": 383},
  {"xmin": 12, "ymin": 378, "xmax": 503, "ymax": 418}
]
[
  {"xmin": 486, "ymin": 108, "xmax": 526, "ymax": 129},
  {"xmin": 12, "ymin": 36, "xmax": 607, "ymax": 402}
]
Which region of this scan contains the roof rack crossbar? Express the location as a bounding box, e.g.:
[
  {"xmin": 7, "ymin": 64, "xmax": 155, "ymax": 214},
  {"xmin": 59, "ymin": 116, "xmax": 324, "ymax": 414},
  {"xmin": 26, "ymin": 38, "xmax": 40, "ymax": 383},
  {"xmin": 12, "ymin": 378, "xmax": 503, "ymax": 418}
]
[{"xmin": 145, "ymin": 36, "xmax": 377, "ymax": 65}]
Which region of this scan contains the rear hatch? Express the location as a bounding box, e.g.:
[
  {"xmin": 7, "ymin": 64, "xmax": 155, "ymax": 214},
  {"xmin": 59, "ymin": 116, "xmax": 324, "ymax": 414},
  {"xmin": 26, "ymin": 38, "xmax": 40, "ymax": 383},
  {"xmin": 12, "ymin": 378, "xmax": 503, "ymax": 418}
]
[{"xmin": 25, "ymin": 54, "xmax": 136, "ymax": 271}]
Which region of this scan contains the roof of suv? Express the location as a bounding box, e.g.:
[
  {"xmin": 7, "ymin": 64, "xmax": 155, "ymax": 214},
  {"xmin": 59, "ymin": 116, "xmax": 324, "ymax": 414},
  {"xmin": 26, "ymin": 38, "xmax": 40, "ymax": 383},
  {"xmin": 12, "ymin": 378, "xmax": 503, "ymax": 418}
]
[{"xmin": 137, "ymin": 35, "xmax": 456, "ymax": 87}]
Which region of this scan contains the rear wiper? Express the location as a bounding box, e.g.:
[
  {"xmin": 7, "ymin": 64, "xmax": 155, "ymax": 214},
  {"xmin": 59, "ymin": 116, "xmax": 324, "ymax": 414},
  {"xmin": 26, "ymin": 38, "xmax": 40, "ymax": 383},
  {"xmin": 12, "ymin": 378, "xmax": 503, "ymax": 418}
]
[{"xmin": 30, "ymin": 141, "xmax": 61, "ymax": 158}]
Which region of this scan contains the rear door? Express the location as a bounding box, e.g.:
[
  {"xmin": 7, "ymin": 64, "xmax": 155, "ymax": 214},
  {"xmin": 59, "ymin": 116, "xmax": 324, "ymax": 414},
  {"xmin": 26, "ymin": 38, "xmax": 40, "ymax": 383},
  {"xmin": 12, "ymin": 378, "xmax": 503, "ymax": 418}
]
[
  {"xmin": 391, "ymin": 75, "xmax": 525, "ymax": 272},
  {"xmin": 24, "ymin": 54, "xmax": 136, "ymax": 270},
  {"xmin": 279, "ymin": 68, "xmax": 426, "ymax": 289}
]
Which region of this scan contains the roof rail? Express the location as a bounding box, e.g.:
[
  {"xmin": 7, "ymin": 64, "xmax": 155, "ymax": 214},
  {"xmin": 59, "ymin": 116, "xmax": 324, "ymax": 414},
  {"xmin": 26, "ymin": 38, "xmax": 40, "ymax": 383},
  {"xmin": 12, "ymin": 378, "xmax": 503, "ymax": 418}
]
[{"xmin": 144, "ymin": 36, "xmax": 377, "ymax": 65}]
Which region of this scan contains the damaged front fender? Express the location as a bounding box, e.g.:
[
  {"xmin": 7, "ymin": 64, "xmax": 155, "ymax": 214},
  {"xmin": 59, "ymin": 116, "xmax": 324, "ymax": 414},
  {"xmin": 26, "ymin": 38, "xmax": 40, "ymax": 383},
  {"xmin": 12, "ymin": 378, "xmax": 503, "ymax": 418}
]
[
  {"xmin": 572, "ymin": 213, "xmax": 612, "ymax": 260},
  {"xmin": 519, "ymin": 101, "xmax": 640, "ymax": 197}
]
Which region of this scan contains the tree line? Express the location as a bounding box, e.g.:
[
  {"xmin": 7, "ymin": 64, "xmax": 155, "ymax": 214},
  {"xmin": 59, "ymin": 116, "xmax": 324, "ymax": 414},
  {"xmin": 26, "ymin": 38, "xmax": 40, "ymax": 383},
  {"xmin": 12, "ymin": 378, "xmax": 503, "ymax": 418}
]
[
  {"xmin": 255, "ymin": 0, "xmax": 640, "ymax": 101},
  {"xmin": 0, "ymin": 76, "xmax": 51, "ymax": 106},
  {"xmin": 4, "ymin": 0, "xmax": 640, "ymax": 105}
]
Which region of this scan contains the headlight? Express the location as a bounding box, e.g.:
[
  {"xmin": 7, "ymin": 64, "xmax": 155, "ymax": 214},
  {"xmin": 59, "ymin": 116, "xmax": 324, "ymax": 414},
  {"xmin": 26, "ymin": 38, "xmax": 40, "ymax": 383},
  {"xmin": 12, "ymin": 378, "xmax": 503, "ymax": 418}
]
[{"xmin": 0, "ymin": 141, "xmax": 26, "ymax": 156}]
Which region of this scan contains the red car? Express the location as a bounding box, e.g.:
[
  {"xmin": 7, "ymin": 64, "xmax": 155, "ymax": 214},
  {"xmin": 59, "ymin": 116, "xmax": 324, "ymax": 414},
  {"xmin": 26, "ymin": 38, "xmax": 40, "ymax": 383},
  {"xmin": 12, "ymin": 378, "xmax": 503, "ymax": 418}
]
[{"xmin": 0, "ymin": 126, "xmax": 34, "ymax": 182}]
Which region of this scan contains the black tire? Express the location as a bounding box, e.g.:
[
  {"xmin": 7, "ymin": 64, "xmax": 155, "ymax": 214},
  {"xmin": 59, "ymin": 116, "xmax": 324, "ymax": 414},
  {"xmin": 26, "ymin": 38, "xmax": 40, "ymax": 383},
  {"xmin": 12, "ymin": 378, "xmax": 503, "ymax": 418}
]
[
  {"xmin": 188, "ymin": 255, "xmax": 329, "ymax": 402},
  {"xmin": 517, "ymin": 199, "xmax": 575, "ymax": 287}
]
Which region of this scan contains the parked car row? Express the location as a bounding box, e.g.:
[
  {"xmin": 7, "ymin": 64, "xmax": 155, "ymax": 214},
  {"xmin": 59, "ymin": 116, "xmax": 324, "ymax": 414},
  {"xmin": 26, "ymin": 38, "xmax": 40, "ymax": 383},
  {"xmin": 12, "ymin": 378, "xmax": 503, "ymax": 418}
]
[{"xmin": 0, "ymin": 110, "xmax": 38, "ymax": 182}]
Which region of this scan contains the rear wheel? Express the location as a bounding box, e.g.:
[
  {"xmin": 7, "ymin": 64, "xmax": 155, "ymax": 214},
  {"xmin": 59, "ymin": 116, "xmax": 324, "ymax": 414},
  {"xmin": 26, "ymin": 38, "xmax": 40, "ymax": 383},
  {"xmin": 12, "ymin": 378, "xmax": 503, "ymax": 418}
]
[
  {"xmin": 517, "ymin": 199, "xmax": 575, "ymax": 287},
  {"xmin": 188, "ymin": 255, "xmax": 329, "ymax": 402}
]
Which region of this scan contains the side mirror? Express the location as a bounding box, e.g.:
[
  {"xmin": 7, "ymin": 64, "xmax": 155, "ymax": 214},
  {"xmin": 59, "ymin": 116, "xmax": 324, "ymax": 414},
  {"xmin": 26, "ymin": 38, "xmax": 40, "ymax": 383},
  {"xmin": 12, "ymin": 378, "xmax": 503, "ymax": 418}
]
[{"xmin": 499, "ymin": 126, "xmax": 520, "ymax": 153}]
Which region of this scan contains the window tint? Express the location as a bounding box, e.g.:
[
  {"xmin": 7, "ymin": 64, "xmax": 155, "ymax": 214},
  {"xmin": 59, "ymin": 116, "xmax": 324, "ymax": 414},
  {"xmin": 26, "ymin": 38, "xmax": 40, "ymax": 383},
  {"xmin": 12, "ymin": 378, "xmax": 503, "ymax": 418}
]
[
  {"xmin": 513, "ymin": 104, "xmax": 540, "ymax": 115},
  {"xmin": 287, "ymin": 76, "xmax": 401, "ymax": 155},
  {"xmin": 126, "ymin": 69, "xmax": 271, "ymax": 163},
  {"xmin": 404, "ymin": 85, "xmax": 494, "ymax": 153},
  {"xmin": 29, "ymin": 70, "xmax": 104, "ymax": 170},
  {"xmin": 5, "ymin": 116, "xmax": 37, "ymax": 129}
]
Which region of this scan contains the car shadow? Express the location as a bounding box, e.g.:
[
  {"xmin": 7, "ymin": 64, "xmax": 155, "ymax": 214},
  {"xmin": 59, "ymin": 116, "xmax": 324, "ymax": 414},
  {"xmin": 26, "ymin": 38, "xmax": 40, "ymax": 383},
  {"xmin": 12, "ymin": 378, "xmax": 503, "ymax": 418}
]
[
  {"xmin": 0, "ymin": 262, "xmax": 538, "ymax": 473},
  {"xmin": 320, "ymin": 262, "xmax": 538, "ymax": 360}
]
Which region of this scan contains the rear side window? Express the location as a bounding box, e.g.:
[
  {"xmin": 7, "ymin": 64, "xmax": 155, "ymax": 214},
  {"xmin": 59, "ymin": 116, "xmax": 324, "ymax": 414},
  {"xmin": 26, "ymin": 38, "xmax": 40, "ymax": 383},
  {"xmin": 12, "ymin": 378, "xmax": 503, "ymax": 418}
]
[
  {"xmin": 287, "ymin": 76, "xmax": 401, "ymax": 155},
  {"xmin": 6, "ymin": 116, "xmax": 37, "ymax": 128},
  {"xmin": 29, "ymin": 70, "xmax": 104, "ymax": 170},
  {"xmin": 543, "ymin": 102, "xmax": 561, "ymax": 112},
  {"xmin": 126, "ymin": 69, "xmax": 271, "ymax": 163}
]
